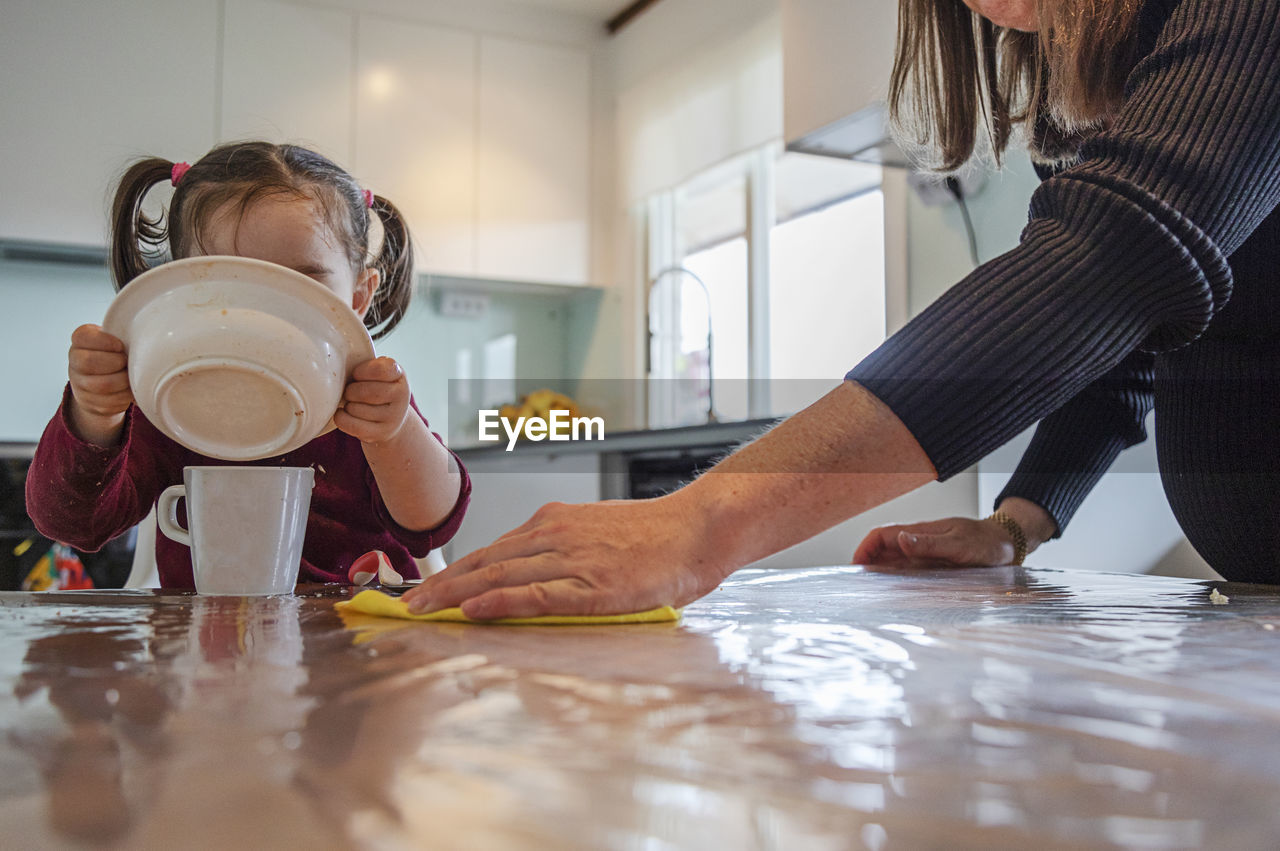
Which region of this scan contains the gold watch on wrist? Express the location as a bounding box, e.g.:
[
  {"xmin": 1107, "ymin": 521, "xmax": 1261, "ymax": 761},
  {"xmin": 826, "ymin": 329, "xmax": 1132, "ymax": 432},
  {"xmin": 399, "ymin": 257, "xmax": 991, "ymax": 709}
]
[{"xmin": 985, "ymin": 511, "xmax": 1028, "ymax": 566}]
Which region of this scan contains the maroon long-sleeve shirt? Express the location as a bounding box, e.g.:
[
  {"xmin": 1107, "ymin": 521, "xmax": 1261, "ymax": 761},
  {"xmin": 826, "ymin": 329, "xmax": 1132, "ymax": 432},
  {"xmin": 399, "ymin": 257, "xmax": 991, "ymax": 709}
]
[{"xmin": 26, "ymin": 386, "xmax": 471, "ymax": 588}]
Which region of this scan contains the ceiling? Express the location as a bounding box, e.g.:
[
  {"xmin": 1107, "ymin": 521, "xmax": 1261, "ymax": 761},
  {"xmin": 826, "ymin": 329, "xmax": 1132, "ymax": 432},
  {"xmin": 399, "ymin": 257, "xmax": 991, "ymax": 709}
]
[{"xmin": 501, "ymin": 0, "xmax": 632, "ymax": 22}]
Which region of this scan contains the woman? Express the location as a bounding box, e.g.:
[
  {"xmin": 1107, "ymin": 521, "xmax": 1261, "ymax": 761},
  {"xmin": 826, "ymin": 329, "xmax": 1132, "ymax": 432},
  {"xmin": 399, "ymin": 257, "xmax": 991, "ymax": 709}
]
[{"xmin": 403, "ymin": 0, "xmax": 1279, "ymax": 619}]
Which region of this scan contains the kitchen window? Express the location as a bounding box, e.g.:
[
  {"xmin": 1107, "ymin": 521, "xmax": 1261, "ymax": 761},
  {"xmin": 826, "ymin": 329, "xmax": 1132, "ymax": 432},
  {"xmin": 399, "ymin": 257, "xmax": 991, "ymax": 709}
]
[{"xmin": 645, "ymin": 145, "xmax": 888, "ymax": 428}]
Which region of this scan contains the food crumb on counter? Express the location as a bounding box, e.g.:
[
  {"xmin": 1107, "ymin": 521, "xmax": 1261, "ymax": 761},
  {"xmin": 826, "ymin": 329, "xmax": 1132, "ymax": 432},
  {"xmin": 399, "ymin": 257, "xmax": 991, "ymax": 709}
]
[{"xmin": 1209, "ymin": 588, "xmax": 1230, "ymax": 605}]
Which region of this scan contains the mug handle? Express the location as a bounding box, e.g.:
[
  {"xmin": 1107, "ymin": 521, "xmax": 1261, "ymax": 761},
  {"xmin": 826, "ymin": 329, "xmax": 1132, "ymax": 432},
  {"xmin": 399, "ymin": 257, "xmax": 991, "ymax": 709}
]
[{"xmin": 155, "ymin": 484, "xmax": 192, "ymax": 548}]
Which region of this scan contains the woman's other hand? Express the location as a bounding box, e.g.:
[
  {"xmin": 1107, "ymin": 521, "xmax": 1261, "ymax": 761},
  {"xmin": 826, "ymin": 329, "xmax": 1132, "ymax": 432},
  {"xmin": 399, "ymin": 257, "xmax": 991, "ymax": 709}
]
[
  {"xmin": 852, "ymin": 498, "xmax": 1057, "ymax": 568},
  {"xmin": 399, "ymin": 494, "xmax": 730, "ymax": 620},
  {"xmin": 335, "ymin": 357, "xmax": 410, "ymax": 446},
  {"xmin": 853, "ymin": 517, "xmax": 1019, "ymax": 567},
  {"xmin": 67, "ymin": 324, "xmax": 133, "ymax": 446}
]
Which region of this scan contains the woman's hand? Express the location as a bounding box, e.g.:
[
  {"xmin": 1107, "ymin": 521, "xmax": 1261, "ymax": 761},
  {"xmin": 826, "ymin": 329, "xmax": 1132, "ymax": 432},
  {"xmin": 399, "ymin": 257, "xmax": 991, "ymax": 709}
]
[
  {"xmin": 852, "ymin": 498, "xmax": 1057, "ymax": 568},
  {"xmin": 400, "ymin": 494, "xmax": 731, "ymax": 620},
  {"xmin": 853, "ymin": 517, "xmax": 1020, "ymax": 567},
  {"xmin": 67, "ymin": 324, "xmax": 133, "ymax": 446},
  {"xmin": 334, "ymin": 357, "xmax": 410, "ymax": 446}
]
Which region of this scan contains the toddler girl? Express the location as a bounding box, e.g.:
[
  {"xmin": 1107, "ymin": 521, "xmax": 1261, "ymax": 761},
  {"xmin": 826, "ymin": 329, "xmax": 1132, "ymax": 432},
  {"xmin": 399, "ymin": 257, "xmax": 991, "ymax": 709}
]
[{"xmin": 25, "ymin": 141, "xmax": 470, "ymax": 587}]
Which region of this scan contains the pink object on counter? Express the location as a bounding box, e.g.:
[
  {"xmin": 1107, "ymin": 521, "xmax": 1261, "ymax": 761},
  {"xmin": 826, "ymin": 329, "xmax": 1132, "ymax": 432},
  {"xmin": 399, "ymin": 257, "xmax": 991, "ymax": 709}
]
[{"xmin": 348, "ymin": 550, "xmax": 389, "ymax": 586}]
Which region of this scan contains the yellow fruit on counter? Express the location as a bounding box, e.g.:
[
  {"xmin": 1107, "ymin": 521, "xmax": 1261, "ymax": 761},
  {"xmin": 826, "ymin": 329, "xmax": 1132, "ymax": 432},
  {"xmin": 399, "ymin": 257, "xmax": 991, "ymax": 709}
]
[{"xmin": 495, "ymin": 389, "xmax": 583, "ymax": 442}]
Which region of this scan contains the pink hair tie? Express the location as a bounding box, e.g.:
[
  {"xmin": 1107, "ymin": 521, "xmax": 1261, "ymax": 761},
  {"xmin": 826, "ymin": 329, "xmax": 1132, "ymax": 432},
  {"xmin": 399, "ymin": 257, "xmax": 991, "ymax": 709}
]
[
  {"xmin": 170, "ymin": 162, "xmax": 190, "ymax": 186},
  {"xmin": 363, "ymin": 189, "xmax": 374, "ymax": 209}
]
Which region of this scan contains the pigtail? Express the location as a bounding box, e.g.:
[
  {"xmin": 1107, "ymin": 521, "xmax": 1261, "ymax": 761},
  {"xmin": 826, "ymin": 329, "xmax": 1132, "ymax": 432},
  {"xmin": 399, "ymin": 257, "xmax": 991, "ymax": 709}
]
[
  {"xmin": 364, "ymin": 195, "xmax": 415, "ymax": 340},
  {"xmin": 109, "ymin": 157, "xmax": 175, "ymax": 290}
]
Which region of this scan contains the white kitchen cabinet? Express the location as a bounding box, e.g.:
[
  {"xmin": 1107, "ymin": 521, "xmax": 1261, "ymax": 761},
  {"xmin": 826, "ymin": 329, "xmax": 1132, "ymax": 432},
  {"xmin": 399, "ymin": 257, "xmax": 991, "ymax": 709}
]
[
  {"xmin": 781, "ymin": 0, "xmax": 897, "ymax": 146},
  {"xmin": 220, "ymin": 0, "xmax": 354, "ymax": 165},
  {"xmin": 2, "ymin": 0, "xmax": 594, "ymax": 287},
  {"xmin": 475, "ymin": 37, "xmax": 591, "ymax": 285},
  {"xmin": 355, "ymin": 17, "xmax": 477, "ymax": 277},
  {"xmin": 444, "ymin": 450, "xmax": 601, "ymax": 561},
  {"xmin": 0, "ymin": 0, "xmax": 219, "ymax": 247}
]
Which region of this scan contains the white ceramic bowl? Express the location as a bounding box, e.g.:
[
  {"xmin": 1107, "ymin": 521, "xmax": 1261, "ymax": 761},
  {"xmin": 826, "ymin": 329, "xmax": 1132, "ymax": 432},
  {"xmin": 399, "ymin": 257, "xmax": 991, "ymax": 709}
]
[{"xmin": 102, "ymin": 256, "xmax": 375, "ymax": 460}]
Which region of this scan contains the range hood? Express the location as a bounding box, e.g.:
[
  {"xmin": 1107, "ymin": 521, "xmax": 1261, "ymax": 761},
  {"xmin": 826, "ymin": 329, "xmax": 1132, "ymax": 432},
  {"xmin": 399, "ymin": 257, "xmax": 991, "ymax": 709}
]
[
  {"xmin": 781, "ymin": 0, "xmax": 905, "ymax": 167},
  {"xmin": 786, "ymin": 101, "xmax": 911, "ymax": 168}
]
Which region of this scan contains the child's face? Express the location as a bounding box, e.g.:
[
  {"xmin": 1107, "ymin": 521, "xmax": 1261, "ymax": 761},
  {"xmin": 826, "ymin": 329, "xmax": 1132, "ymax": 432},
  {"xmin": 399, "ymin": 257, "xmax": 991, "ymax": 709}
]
[{"xmin": 199, "ymin": 195, "xmax": 378, "ymax": 317}]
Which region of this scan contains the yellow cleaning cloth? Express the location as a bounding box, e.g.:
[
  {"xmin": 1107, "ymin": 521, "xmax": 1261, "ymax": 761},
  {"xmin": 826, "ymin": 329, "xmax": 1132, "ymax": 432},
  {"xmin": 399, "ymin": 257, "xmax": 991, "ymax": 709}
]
[{"xmin": 335, "ymin": 589, "xmax": 681, "ymax": 625}]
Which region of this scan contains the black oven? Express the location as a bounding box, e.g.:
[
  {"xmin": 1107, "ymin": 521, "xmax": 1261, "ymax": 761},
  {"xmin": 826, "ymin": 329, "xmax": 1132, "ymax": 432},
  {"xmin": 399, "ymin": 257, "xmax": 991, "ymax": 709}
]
[{"xmin": 623, "ymin": 445, "xmax": 728, "ymax": 500}]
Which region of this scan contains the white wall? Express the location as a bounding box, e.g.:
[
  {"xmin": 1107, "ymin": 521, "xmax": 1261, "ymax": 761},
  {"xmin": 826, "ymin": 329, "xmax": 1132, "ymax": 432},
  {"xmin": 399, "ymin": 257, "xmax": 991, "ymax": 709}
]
[{"xmin": 0, "ymin": 260, "xmax": 118, "ymax": 442}]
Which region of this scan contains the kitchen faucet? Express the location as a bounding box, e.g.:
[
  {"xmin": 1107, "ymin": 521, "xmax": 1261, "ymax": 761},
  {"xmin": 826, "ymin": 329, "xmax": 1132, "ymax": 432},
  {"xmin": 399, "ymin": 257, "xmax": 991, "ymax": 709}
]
[{"xmin": 646, "ymin": 265, "xmax": 716, "ymax": 424}]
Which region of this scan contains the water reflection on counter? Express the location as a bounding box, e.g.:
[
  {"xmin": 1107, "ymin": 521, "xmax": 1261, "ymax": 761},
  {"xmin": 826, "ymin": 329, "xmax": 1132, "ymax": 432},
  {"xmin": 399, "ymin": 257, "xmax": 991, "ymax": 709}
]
[{"xmin": 0, "ymin": 565, "xmax": 1277, "ymax": 848}]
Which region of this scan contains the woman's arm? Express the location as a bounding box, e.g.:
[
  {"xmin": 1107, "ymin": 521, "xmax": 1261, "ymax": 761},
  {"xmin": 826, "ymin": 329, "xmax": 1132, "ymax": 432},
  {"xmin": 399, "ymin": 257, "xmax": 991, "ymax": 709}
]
[
  {"xmin": 993, "ymin": 349, "xmax": 1155, "ymax": 533},
  {"xmin": 856, "ymin": 348, "xmax": 1156, "ymax": 566},
  {"xmin": 402, "ymin": 381, "xmax": 935, "ymax": 618},
  {"xmin": 850, "ymin": 0, "xmax": 1278, "ymax": 481}
]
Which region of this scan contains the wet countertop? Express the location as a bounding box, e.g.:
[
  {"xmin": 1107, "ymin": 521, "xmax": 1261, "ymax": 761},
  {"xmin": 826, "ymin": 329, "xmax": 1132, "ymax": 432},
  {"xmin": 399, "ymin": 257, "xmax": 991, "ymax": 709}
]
[{"xmin": 0, "ymin": 565, "xmax": 1277, "ymax": 849}]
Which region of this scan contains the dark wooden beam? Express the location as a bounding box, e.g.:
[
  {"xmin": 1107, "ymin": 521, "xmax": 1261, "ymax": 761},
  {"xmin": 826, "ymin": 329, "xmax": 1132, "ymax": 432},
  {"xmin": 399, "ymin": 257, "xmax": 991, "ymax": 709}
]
[{"xmin": 606, "ymin": 0, "xmax": 663, "ymax": 35}]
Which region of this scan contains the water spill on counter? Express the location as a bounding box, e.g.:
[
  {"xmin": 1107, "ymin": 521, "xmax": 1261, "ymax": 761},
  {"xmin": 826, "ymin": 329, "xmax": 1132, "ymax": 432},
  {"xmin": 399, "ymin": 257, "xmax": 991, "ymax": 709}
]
[{"xmin": 0, "ymin": 567, "xmax": 1277, "ymax": 849}]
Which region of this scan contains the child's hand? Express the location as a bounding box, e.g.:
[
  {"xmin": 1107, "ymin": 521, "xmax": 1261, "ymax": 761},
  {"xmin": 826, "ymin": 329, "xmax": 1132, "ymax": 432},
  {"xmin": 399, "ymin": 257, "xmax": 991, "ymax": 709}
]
[
  {"xmin": 334, "ymin": 357, "xmax": 411, "ymax": 446},
  {"xmin": 67, "ymin": 324, "xmax": 133, "ymax": 445}
]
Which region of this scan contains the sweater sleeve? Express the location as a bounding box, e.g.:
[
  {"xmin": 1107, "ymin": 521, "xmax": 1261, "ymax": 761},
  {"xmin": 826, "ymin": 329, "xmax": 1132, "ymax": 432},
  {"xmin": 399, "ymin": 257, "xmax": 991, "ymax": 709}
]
[
  {"xmin": 24, "ymin": 386, "xmax": 180, "ymax": 552},
  {"xmin": 847, "ymin": 0, "xmax": 1279, "ymax": 479},
  {"xmin": 995, "ymin": 348, "xmax": 1155, "ymax": 536}
]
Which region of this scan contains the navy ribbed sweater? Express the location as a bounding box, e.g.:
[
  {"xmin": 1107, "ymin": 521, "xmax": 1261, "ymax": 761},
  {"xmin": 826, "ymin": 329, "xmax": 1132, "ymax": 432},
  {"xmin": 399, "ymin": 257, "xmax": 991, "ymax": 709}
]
[{"xmin": 847, "ymin": 0, "xmax": 1280, "ymax": 581}]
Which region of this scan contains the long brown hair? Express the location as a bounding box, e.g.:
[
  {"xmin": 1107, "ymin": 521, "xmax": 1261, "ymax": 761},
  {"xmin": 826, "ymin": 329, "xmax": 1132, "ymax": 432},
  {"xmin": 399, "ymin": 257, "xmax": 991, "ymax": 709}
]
[
  {"xmin": 890, "ymin": 0, "xmax": 1144, "ymax": 171},
  {"xmin": 109, "ymin": 142, "xmax": 414, "ymax": 340}
]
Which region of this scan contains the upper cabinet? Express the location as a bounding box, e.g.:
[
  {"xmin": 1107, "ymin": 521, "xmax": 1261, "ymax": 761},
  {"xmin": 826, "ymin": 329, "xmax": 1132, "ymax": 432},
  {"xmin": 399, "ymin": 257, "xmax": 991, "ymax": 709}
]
[
  {"xmin": 357, "ymin": 27, "xmax": 593, "ymax": 284},
  {"xmin": 781, "ymin": 0, "xmax": 898, "ymax": 161},
  {"xmin": 2, "ymin": 0, "xmax": 594, "ymax": 285},
  {"xmin": 0, "ymin": 0, "xmax": 219, "ymax": 247},
  {"xmin": 220, "ymin": 0, "xmax": 354, "ymax": 164},
  {"xmin": 475, "ymin": 38, "xmax": 592, "ymax": 286},
  {"xmin": 355, "ymin": 18, "xmax": 477, "ymax": 277}
]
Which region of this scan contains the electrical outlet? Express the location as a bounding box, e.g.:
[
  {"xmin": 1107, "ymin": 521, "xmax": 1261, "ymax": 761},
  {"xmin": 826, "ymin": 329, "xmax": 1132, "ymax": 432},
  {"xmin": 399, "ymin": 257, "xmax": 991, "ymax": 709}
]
[{"xmin": 437, "ymin": 289, "xmax": 490, "ymax": 319}]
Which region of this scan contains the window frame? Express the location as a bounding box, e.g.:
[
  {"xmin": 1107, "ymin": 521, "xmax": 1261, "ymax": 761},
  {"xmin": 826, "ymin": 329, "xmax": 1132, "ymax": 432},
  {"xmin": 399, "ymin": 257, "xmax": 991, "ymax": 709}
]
[{"xmin": 642, "ymin": 144, "xmax": 907, "ymax": 427}]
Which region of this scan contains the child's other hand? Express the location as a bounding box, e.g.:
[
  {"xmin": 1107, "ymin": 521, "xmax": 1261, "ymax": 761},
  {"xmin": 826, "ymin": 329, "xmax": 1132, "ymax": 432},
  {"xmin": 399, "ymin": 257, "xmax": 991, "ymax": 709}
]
[
  {"xmin": 67, "ymin": 325, "xmax": 133, "ymax": 443},
  {"xmin": 334, "ymin": 357, "xmax": 411, "ymax": 445}
]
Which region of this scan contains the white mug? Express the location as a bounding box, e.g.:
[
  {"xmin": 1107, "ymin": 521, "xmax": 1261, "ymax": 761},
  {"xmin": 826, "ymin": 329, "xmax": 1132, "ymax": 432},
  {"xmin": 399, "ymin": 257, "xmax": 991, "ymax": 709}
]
[{"xmin": 156, "ymin": 466, "xmax": 314, "ymax": 595}]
